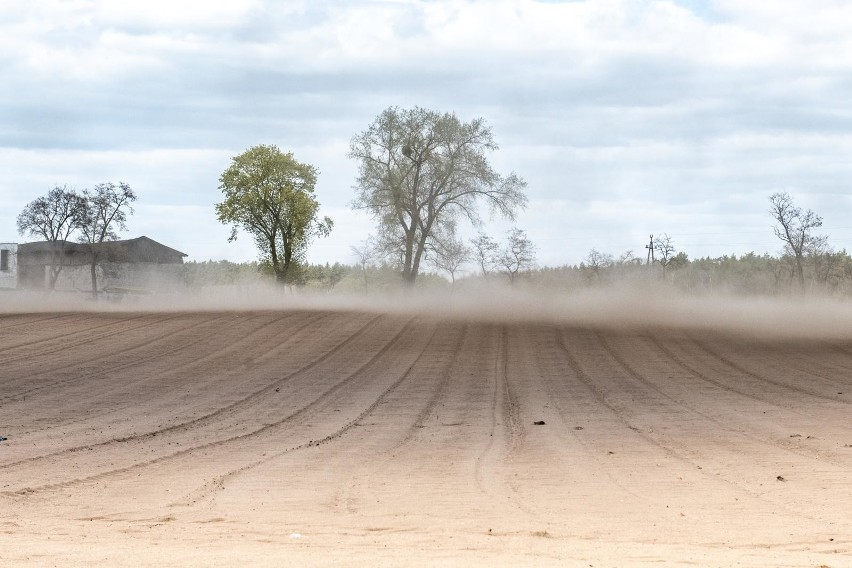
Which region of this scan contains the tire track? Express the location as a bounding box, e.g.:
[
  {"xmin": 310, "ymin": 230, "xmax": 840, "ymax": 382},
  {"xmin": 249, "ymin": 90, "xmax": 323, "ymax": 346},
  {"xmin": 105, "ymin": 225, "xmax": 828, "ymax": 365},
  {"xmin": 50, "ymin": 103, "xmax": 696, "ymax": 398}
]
[
  {"xmin": 0, "ymin": 315, "xmax": 414, "ymax": 490},
  {"xmin": 0, "ymin": 313, "xmax": 233, "ymax": 403},
  {"xmin": 647, "ymin": 332, "xmax": 784, "ymax": 405},
  {"xmin": 474, "ymin": 325, "xmax": 522, "ymax": 501},
  {"xmin": 328, "ymin": 322, "xmax": 470, "ymax": 515},
  {"xmin": 686, "ymin": 333, "xmax": 849, "ymax": 404},
  {"xmin": 114, "ymin": 313, "xmax": 388, "ymax": 439},
  {"xmin": 524, "ymin": 325, "xmax": 648, "ymax": 502},
  {"xmin": 590, "ymin": 330, "xmax": 849, "ymax": 520},
  {"xmin": 0, "ymin": 312, "xmax": 380, "ymax": 469},
  {"xmin": 175, "ymin": 319, "xmax": 443, "ymax": 506},
  {"xmin": 0, "ymin": 313, "xmax": 152, "ymax": 364},
  {"xmin": 809, "ymin": 341, "xmax": 852, "ymax": 374},
  {"xmin": 651, "ymin": 333, "xmax": 852, "ymax": 417},
  {"xmin": 605, "ymin": 332, "xmax": 852, "ymax": 464},
  {"xmin": 501, "ymin": 325, "xmax": 522, "ymax": 452},
  {"xmin": 3, "ymin": 312, "xmax": 318, "ymax": 437},
  {"xmin": 554, "ymin": 328, "xmax": 690, "ymax": 463},
  {"xmin": 409, "ymin": 323, "xmax": 468, "ymax": 432},
  {"xmin": 0, "ymin": 313, "xmax": 76, "ymax": 332},
  {"xmin": 780, "ymin": 349, "xmax": 852, "ymax": 391},
  {"xmin": 0, "ymin": 312, "xmax": 287, "ymax": 405},
  {"xmin": 554, "ymin": 328, "xmax": 832, "ymax": 521}
]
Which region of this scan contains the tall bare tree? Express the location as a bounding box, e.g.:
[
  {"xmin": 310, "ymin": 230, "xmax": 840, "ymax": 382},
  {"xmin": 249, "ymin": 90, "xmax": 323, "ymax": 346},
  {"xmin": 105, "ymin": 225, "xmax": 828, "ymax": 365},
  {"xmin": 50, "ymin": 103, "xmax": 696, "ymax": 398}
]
[
  {"xmin": 769, "ymin": 192, "xmax": 826, "ymax": 292},
  {"xmin": 653, "ymin": 233, "xmax": 677, "ymax": 274},
  {"xmin": 496, "ymin": 228, "xmax": 536, "ymax": 285},
  {"xmin": 616, "ymin": 249, "xmax": 638, "ymax": 279},
  {"xmin": 584, "ymin": 248, "xmax": 614, "ymax": 282},
  {"xmin": 16, "ymin": 186, "xmax": 87, "ymax": 290},
  {"xmin": 470, "ymin": 233, "xmax": 499, "ymax": 278},
  {"xmin": 428, "ymin": 233, "xmax": 471, "ymax": 287},
  {"xmin": 350, "ymin": 236, "xmax": 379, "ymax": 293},
  {"xmin": 349, "ymin": 106, "xmax": 527, "ymax": 286},
  {"xmin": 78, "ymin": 182, "xmax": 137, "ymax": 299}
]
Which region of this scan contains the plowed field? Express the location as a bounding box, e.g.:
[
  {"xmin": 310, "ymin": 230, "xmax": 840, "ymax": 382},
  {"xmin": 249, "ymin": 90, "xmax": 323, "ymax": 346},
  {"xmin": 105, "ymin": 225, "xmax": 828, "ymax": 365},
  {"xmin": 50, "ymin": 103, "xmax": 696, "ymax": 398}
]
[{"xmin": 1, "ymin": 310, "xmax": 851, "ymax": 566}]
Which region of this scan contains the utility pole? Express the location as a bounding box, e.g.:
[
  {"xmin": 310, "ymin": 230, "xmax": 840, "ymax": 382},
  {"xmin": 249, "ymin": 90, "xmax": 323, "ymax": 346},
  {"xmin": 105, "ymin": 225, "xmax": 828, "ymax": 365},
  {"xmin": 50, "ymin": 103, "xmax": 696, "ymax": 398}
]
[{"xmin": 645, "ymin": 234, "xmax": 655, "ymax": 266}]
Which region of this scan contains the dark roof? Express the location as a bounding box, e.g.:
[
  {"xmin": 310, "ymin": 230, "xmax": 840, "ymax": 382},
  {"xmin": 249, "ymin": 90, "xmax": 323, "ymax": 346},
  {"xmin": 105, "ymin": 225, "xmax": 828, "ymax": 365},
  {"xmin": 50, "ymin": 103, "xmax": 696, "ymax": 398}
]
[
  {"xmin": 18, "ymin": 240, "xmax": 87, "ymax": 254},
  {"xmin": 108, "ymin": 236, "xmax": 188, "ymax": 260},
  {"xmin": 19, "ymin": 236, "xmax": 187, "ymax": 263}
]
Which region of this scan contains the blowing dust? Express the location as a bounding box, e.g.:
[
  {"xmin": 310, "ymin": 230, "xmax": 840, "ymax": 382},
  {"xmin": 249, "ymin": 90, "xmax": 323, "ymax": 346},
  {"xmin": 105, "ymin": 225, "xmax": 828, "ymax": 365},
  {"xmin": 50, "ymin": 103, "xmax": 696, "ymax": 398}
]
[{"xmin": 2, "ymin": 282, "xmax": 852, "ymax": 340}]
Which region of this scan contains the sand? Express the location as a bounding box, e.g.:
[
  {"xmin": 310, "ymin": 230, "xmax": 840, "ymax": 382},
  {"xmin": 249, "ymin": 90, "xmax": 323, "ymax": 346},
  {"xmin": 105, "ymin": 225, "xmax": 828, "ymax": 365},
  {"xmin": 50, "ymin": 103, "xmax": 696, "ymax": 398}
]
[{"xmin": 1, "ymin": 307, "xmax": 851, "ymax": 566}]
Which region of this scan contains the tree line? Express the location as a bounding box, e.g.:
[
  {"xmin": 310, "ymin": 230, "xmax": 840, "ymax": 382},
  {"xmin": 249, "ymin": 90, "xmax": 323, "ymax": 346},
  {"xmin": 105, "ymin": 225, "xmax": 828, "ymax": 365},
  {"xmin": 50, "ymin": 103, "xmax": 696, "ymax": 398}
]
[
  {"xmin": 181, "ymin": 242, "xmax": 852, "ymax": 297},
  {"xmin": 16, "ymin": 104, "xmax": 844, "ymax": 296}
]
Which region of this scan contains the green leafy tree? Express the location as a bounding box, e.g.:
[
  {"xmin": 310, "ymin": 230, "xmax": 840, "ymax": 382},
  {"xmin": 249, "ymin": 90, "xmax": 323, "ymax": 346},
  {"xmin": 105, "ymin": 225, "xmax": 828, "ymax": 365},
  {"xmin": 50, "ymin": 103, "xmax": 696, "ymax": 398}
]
[
  {"xmin": 349, "ymin": 106, "xmax": 527, "ymax": 286},
  {"xmin": 216, "ymin": 145, "xmax": 333, "ymax": 285}
]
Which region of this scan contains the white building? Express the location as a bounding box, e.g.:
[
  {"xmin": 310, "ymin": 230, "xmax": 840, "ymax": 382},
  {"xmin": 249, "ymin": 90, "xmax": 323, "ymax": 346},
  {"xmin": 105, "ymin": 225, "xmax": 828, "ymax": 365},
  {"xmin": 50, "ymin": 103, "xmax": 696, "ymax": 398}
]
[{"xmin": 0, "ymin": 243, "xmax": 18, "ymax": 289}]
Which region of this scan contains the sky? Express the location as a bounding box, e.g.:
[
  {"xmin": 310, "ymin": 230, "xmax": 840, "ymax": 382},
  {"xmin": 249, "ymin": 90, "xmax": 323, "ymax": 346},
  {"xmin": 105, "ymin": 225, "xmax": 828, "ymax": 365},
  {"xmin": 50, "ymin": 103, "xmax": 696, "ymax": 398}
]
[{"xmin": 2, "ymin": 0, "xmax": 852, "ymax": 268}]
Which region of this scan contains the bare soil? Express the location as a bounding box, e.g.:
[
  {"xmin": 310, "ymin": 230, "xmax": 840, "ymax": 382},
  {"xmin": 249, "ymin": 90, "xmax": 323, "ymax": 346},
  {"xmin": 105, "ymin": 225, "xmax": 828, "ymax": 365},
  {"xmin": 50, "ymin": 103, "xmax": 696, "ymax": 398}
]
[{"xmin": 1, "ymin": 310, "xmax": 850, "ymax": 566}]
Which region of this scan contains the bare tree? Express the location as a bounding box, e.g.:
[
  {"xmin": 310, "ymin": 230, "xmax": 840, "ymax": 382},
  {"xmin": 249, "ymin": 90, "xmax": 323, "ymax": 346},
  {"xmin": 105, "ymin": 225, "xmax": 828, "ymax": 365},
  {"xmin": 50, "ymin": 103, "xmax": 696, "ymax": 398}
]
[
  {"xmin": 496, "ymin": 228, "xmax": 536, "ymax": 285},
  {"xmin": 350, "ymin": 236, "xmax": 379, "ymax": 293},
  {"xmin": 653, "ymin": 233, "xmax": 677, "ymax": 274},
  {"xmin": 769, "ymin": 192, "xmax": 826, "ymax": 292},
  {"xmin": 78, "ymin": 182, "xmax": 137, "ymax": 299},
  {"xmin": 584, "ymin": 248, "xmax": 614, "ymax": 282},
  {"xmin": 349, "ymin": 106, "xmax": 527, "ymax": 287},
  {"xmin": 428, "ymin": 234, "xmax": 471, "ymax": 287},
  {"xmin": 470, "ymin": 233, "xmax": 499, "ymax": 278},
  {"xmin": 16, "ymin": 186, "xmax": 87, "ymax": 289},
  {"xmin": 616, "ymin": 249, "xmax": 639, "ymax": 279}
]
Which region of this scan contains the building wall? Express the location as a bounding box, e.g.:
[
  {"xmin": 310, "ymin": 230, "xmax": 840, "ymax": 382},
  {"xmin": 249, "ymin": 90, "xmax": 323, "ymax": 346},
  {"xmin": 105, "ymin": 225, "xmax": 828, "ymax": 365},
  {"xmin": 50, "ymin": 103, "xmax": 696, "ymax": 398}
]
[
  {"xmin": 0, "ymin": 243, "xmax": 18, "ymax": 289},
  {"xmin": 52, "ymin": 262, "xmax": 186, "ymax": 293}
]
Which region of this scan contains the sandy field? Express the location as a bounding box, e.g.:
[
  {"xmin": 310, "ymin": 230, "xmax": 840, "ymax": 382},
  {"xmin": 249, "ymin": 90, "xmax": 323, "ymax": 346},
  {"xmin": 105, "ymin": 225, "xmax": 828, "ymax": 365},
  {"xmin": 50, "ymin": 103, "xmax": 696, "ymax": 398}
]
[{"xmin": 1, "ymin": 305, "xmax": 851, "ymax": 566}]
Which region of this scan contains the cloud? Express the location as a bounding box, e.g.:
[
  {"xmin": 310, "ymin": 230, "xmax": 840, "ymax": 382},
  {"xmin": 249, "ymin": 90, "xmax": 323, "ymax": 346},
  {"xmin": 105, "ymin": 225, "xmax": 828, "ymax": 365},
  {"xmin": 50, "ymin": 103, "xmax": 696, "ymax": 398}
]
[{"xmin": 2, "ymin": 0, "xmax": 851, "ymax": 266}]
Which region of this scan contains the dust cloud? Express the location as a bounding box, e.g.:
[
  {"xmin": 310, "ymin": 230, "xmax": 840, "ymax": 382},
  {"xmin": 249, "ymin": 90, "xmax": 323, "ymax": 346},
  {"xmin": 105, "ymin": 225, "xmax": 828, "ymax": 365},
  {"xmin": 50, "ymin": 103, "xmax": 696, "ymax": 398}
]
[
  {"xmin": 4, "ymin": 282, "xmax": 852, "ymax": 567},
  {"xmin": 3, "ymin": 282, "xmax": 852, "ymax": 340}
]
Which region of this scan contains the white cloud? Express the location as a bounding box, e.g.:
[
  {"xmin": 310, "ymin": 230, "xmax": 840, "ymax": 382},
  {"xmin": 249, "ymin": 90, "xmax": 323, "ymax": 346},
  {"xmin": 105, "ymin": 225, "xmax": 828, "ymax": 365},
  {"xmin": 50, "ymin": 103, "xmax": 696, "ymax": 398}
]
[{"xmin": 2, "ymin": 0, "xmax": 852, "ymax": 265}]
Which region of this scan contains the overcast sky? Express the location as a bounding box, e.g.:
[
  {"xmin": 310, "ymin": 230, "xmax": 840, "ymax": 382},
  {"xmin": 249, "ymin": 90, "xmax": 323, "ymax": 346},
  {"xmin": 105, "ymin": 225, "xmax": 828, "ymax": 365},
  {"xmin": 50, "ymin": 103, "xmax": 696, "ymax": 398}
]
[{"xmin": 2, "ymin": 0, "xmax": 851, "ymax": 268}]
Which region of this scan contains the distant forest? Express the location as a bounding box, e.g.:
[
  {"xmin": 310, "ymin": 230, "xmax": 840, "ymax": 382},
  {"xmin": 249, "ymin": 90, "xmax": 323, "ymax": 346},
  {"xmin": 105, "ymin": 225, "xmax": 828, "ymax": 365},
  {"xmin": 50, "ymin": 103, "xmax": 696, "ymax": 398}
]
[{"xmin": 184, "ymin": 247, "xmax": 852, "ymax": 297}]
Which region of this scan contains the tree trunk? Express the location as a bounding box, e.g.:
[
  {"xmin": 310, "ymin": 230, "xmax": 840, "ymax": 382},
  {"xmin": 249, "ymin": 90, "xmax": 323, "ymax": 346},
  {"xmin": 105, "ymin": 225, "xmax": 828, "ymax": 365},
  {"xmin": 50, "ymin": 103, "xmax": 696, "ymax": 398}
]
[
  {"xmin": 49, "ymin": 266, "xmax": 61, "ymax": 290},
  {"xmin": 401, "ymin": 271, "xmax": 417, "ymax": 288},
  {"xmin": 795, "ymin": 254, "xmax": 805, "ymax": 292},
  {"xmin": 48, "ymin": 247, "xmax": 66, "ymax": 291},
  {"xmin": 90, "ymin": 260, "xmax": 98, "ymax": 300},
  {"xmin": 402, "ymin": 230, "xmax": 416, "ymax": 286}
]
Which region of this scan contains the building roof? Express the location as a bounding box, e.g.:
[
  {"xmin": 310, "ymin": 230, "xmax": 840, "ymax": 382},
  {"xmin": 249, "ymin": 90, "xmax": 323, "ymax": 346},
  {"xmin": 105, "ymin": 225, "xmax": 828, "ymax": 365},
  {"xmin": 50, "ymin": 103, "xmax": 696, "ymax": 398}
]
[
  {"xmin": 18, "ymin": 240, "xmax": 86, "ymax": 254},
  {"xmin": 110, "ymin": 235, "xmax": 189, "ymax": 257},
  {"xmin": 18, "ymin": 236, "xmax": 187, "ymax": 263}
]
